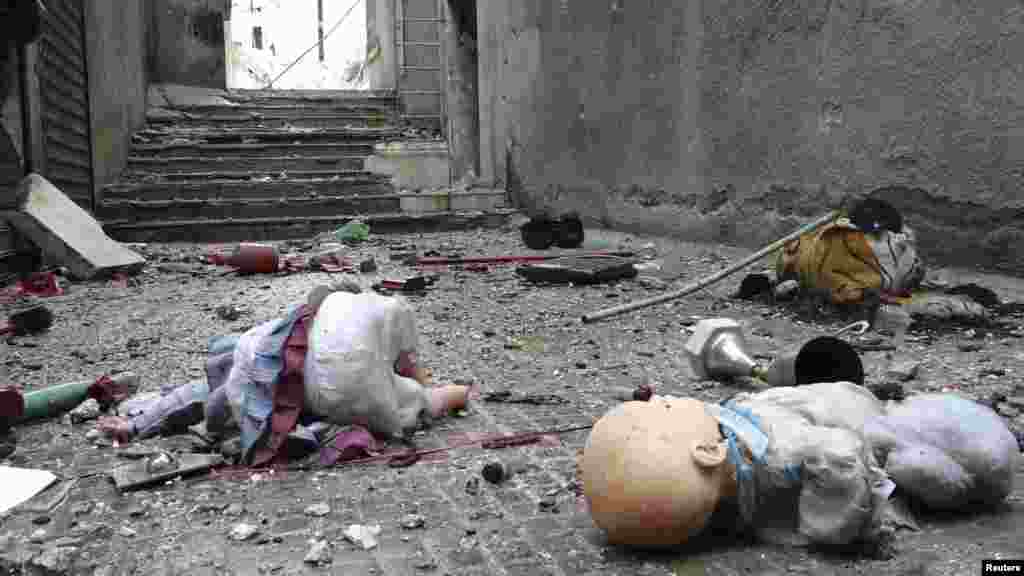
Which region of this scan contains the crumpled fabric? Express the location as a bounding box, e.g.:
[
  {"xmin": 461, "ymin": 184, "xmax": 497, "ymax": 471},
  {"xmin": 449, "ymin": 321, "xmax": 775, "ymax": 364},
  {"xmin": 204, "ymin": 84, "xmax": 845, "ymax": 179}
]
[
  {"xmin": 319, "ymin": 426, "xmax": 378, "ymax": 466},
  {"xmin": 864, "ymin": 393, "xmax": 1018, "ymax": 510},
  {"xmin": 708, "ymin": 382, "xmax": 895, "ymax": 546},
  {"xmin": 304, "ymin": 292, "xmax": 431, "ymax": 439},
  {"xmin": 775, "ymin": 219, "xmax": 924, "ymax": 305}
]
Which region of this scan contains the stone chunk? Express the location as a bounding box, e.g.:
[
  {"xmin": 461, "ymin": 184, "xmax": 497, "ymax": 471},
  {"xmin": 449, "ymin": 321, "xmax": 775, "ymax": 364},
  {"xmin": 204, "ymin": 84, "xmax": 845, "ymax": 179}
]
[{"xmin": 3, "ymin": 174, "xmax": 145, "ymax": 279}]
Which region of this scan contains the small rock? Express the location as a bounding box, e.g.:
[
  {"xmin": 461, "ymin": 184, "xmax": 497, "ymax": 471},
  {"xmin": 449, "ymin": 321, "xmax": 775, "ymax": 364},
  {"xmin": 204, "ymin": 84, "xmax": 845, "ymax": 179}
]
[
  {"xmin": 118, "ymin": 526, "xmax": 137, "ymax": 538},
  {"xmin": 30, "ymin": 528, "xmax": 47, "ymax": 543},
  {"xmin": 997, "ymin": 403, "xmax": 1021, "ymax": 419},
  {"xmin": 464, "ymin": 477, "xmax": 480, "ymax": 496},
  {"xmin": 869, "ymin": 381, "xmax": 906, "ymax": 402},
  {"xmin": 32, "ymin": 516, "xmax": 51, "ymax": 526},
  {"xmin": 224, "ymin": 503, "xmax": 245, "ymax": 516},
  {"xmin": 482, "ymin": 329, "xmax": 496, "ymax": 337},
  {"xmin": 71, "ymin": 502, "xmax": 93, "ymax": 517},
  {"xmin": 359, "ymin": 258, "xmax": 378, "ymax": 273},
  {"xmin": 304, "ymin": 503, "xmax": 330, "ymax": 517},
  {"xmin": 30, "ymin": 545, "xmax": 77, "ymax": 573},
  {"xmin": 636, "ymin": 276, "xmax": 667, "ymax": 290},
  {"xmin": 885, "ymin": 359, "xmax": 921, "ymax": 382},
  {"xmin": 414, "ymin": 557, "xmax": 438, "ymax": 571},
  {"xmin": 216, "ymin": 305, "xmax": 242, "ymax": 321},
  {"xmin": 126, "ymin": 506, "xmax": 146, "ymax": 518},
  {"xmin": 69, "ymin": 399, "xmax": 102, "ymax": 424},
  {"xmin": 538, "ymin": 497, "xmax": 559, "ymax": 512},
  {"xmin": 574, "ymin": 361, "xmax": 587, "ymax": 369},
  {"xmin": 400, "ymin": 514, "xmax": 426, "ymax": 530},
  {"xmin": 230, "ymin": 523, "xmax": 259, "ymax": 541},
  {"xmin": 303, "ymin": 540, "xmax": 332, "ymax": 565},
  {"xmin": 958, "ymin": 342, "xmax": 983, "ymax": 352},
  {"xmin": 343, "ymin": 524, "xmax": 381, "ymax": 550},
  {"xmin": 774, "ymin": 279, "xmax": 800, "ymax": 301}
]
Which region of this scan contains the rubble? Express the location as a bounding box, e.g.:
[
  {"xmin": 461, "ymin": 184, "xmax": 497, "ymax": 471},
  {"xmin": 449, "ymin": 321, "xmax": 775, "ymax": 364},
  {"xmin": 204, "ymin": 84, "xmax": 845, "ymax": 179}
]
[
  {"xmin": 303, "ymin": 540, "xmax": 332, "ymax": 565},
  {"xmin": 3, "ymin": 174, "xmax": 145, "ymax": 279},
  {"xmin": 230, "ymin": 523, "xmax": 260, "ymax": 541},
  {"xmin": 342, "ymin": 524, "xmax": 381, "ymax": 550},
  {"xmin": 304, "ymin": 503, "xmax": 330, "ymax": 517}
]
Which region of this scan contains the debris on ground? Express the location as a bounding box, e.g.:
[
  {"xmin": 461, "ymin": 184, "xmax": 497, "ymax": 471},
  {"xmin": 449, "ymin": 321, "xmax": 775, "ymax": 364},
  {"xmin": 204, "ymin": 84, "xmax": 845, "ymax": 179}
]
[
  {"xmin": 0, "ymin": 299, "xmax": 54, "ymax": 338},
  {"xmin": 358, "ymin": 258, "xmax": 377, "ymax": 273},
  {"xmin": 69, "ymin": 398, "xmax": 101, "ymax": 424},
  {"xmin": 9, "ymin": 272, "xmax": 63, "ymax": 298},
  {"xmin": 482, "ymin": 391, "xmax": 567, "ymax": 405},
  {"xmin": 215, "ymin": 305, "xmax": 243, "ymax": 321},
  {"xmin": 0, "ymin": 466, "xmax": 58, "ymax": 514},
  {"xmin": 333, "ymin": 220, "xmax": 370, "ymax": 244},
  {"xmin": 303, "ymin": 540, "xmax": 332, "ymax": 565},
  {"xmin": 519, "ymin": 213, "xmax": 585, "ymax": 250},
  {"xmin": 111, "ymin": 452, "xmax": 223, "ymax": 491},
  {"xmin": 516, "ymin": 254, "xmax": 638, "ymax": 285},
  {"xmin": 342, "ymin": 524, "xmax": 381, "ymax": 550},
  {"xmin": 230, "ymin": 523, "xmax": 260, "ymax": 541},
  {"xmin": 304, "ymin": 503, "xmax": 330, "ymax": 517},
  {"xmin": 372, "ymin": 276, "xmax": 436, "ymax": 294},
  {"xmin": 400, "ymin": 513, "xmax": 426, "ymax": 529}
]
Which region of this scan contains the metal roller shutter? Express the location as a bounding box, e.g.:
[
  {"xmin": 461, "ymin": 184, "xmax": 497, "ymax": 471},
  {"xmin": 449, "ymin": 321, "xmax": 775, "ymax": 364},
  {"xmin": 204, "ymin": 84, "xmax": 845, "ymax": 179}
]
[
  {"xmin": 36, "ymin": 0, "xmax": 93, "ymax": 211},
  {"xmin": 397, "ymin": 0, "xmax": 446, "ymax": 134}
]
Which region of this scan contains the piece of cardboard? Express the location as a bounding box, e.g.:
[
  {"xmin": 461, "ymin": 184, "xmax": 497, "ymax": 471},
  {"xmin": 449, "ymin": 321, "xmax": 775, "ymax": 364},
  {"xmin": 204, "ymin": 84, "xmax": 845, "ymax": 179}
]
[
  {"xmin": 3, "ymin": 174, "xmax": 145, "ymax": 279},
  {"xmin": 0, "ymin": 466, "xmax": 58, "ymax": 514}
]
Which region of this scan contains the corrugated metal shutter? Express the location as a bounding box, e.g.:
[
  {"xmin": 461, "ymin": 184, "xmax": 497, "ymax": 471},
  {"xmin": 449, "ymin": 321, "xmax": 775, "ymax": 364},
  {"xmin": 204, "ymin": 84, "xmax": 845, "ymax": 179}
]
[
  {"xmin": 397, "ymin": 0, "xmax": 445, "ymax": 134},
  {"xmin": 36, "ymin": 0, "xmax": 93, "ymax": 211}
]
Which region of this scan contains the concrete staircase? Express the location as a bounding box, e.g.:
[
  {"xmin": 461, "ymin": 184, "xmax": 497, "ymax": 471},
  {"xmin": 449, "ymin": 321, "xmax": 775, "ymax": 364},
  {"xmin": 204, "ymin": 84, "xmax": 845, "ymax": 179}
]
[{"xmin": 99, "ymin": 88, "xmax": 509, "ymax": 243}]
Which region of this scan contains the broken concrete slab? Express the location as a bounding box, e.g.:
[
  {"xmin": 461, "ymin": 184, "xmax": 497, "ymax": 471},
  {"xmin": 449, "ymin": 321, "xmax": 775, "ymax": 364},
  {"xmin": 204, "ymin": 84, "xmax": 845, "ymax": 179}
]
[{"xmin": 2, "ymin": 174, "xmax": 145, "ymax": 279}]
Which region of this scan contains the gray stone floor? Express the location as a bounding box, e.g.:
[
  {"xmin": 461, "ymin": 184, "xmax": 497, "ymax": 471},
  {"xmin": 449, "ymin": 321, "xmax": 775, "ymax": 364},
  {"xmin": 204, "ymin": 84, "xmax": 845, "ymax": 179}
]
[{"xmin": 1, "ymin": 226, "xmax": 1022, "ymax": 575}]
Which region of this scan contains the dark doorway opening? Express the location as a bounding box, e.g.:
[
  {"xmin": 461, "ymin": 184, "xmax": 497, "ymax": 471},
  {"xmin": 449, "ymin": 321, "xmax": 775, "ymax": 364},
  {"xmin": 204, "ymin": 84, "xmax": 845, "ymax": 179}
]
[{"xmin": 444, "ymin": 0, "xmax": 479, "ymax": 183}]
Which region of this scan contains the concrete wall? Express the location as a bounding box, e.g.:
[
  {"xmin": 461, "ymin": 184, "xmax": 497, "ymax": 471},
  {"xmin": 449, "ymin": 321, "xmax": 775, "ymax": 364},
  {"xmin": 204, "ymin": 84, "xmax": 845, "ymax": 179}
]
[
  {"xmin": 367, "ymin": 0, "xmax": 397, "ymax": 91},
  {"xmin": 150, "ymin": 0, "xmax": 229, "ymax": 88},
  {"xmin": 478, "ymin": 0, "xmax": 1024, "ymax": 275},
  {"xmin": 87, "ymin": 0, "xmax": 150, "ymax": 202}
]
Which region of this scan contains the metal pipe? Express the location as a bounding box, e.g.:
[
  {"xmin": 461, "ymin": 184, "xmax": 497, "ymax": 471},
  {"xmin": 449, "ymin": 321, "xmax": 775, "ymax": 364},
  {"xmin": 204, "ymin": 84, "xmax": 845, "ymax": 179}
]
[{"xmin": 581, "ymin": 210, "xmax": 840, "ymax": 324}]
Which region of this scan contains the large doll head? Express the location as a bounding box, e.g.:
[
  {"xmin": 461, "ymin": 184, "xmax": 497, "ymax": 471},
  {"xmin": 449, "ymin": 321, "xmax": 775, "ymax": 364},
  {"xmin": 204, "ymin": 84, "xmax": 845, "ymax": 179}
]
[{"xmin": 581, "ymin": 397, "xmax": 736, "ymax": 548}]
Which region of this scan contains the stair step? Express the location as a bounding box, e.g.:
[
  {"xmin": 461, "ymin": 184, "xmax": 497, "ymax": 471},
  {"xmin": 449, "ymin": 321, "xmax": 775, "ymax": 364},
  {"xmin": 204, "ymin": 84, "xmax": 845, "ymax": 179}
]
[
  {"xmin": 103, "ymin": 176, "xmax": 393, "ymax": 201},
  {"xmin": 146, "ymin": 114, "xmax": 395, "ymax": 131},
  {"xmin": 98, "ymin": 194, "xmax": 404, "ymax": 222},
  {"xmin": 120, "ymin": 169, "xmax": 370, "ymax": 183},
  {"xmin": 130, "ymin": 141, "xmax": 379, "ymax": 158},
  {"xmin": 226, "ymin": 89, "xmax": 398, "ymax": 104},
  {"xmin": 132, "ymin": 126, "xmax": 400, "ymax": 144},
  {"xmin": 102, "ymin": 209, "xmax": 518, "ymax": 244},
  {"xmin": 126, "ymin": 155, "xmax": 366, "ymax": 173}
]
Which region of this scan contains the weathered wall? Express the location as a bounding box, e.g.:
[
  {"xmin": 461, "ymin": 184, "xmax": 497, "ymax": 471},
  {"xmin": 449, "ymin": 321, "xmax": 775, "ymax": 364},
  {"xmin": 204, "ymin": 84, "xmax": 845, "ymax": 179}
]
[
  {"xmin": 367, "ymin": 0, "xmax": 397, "ymax": 91},
  {"xmin": 149, "ymin": 0, "xmax": 228, "ymax": 88},
  {"xmin": 478, "ymin": 0, "xmax": 1024, "ymax": 275},
  {"xmin": 87, "ymin": 0, "xmax": 150, "ymax": 203}
]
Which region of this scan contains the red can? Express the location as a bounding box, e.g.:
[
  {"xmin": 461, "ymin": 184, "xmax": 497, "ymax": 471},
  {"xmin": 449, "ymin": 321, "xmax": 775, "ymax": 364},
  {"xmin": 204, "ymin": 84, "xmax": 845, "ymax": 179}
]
[
  {"xmin": 227, "ymin": 243, "xmax": 280, "ymax": 275},
  {"xmin": 0, "ymin": 386, "xmax": 25, "ymax": 427}
]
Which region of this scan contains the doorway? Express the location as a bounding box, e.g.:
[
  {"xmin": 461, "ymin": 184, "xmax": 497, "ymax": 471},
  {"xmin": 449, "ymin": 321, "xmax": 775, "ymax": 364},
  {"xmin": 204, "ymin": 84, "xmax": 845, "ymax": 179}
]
[
  {"xmin": 443, "ymin": 0, "xmax": 479, "ymax": 182},
  {"xmin": 225, "ymin": 0, "xmax": 370, "ymax": 90}
]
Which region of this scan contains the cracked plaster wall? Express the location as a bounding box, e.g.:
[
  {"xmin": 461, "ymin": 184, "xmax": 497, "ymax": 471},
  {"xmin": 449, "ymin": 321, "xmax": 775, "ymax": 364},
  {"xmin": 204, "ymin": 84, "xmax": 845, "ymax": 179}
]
[{"xmin": 477, "ymin": 0, "xmax": 1024, "ymax": 274}]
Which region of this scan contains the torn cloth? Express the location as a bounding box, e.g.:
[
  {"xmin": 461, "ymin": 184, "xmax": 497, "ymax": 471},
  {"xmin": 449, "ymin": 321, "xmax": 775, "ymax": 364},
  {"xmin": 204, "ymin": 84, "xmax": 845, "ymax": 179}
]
[
  {"xmin": 227, "ymin": 304, "xmax": 317, "ymax": 466},
  {"xmin": 775, "ymin": 219, "xmax": 924, "ymax": 305}
]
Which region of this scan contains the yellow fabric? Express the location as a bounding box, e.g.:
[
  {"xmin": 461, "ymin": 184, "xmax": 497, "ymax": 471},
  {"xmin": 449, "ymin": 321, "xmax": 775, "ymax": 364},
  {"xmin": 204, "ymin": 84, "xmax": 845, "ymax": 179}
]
[{"xmin": 775, "ymin": 221, "xmax": 884, "ymax": 305}]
